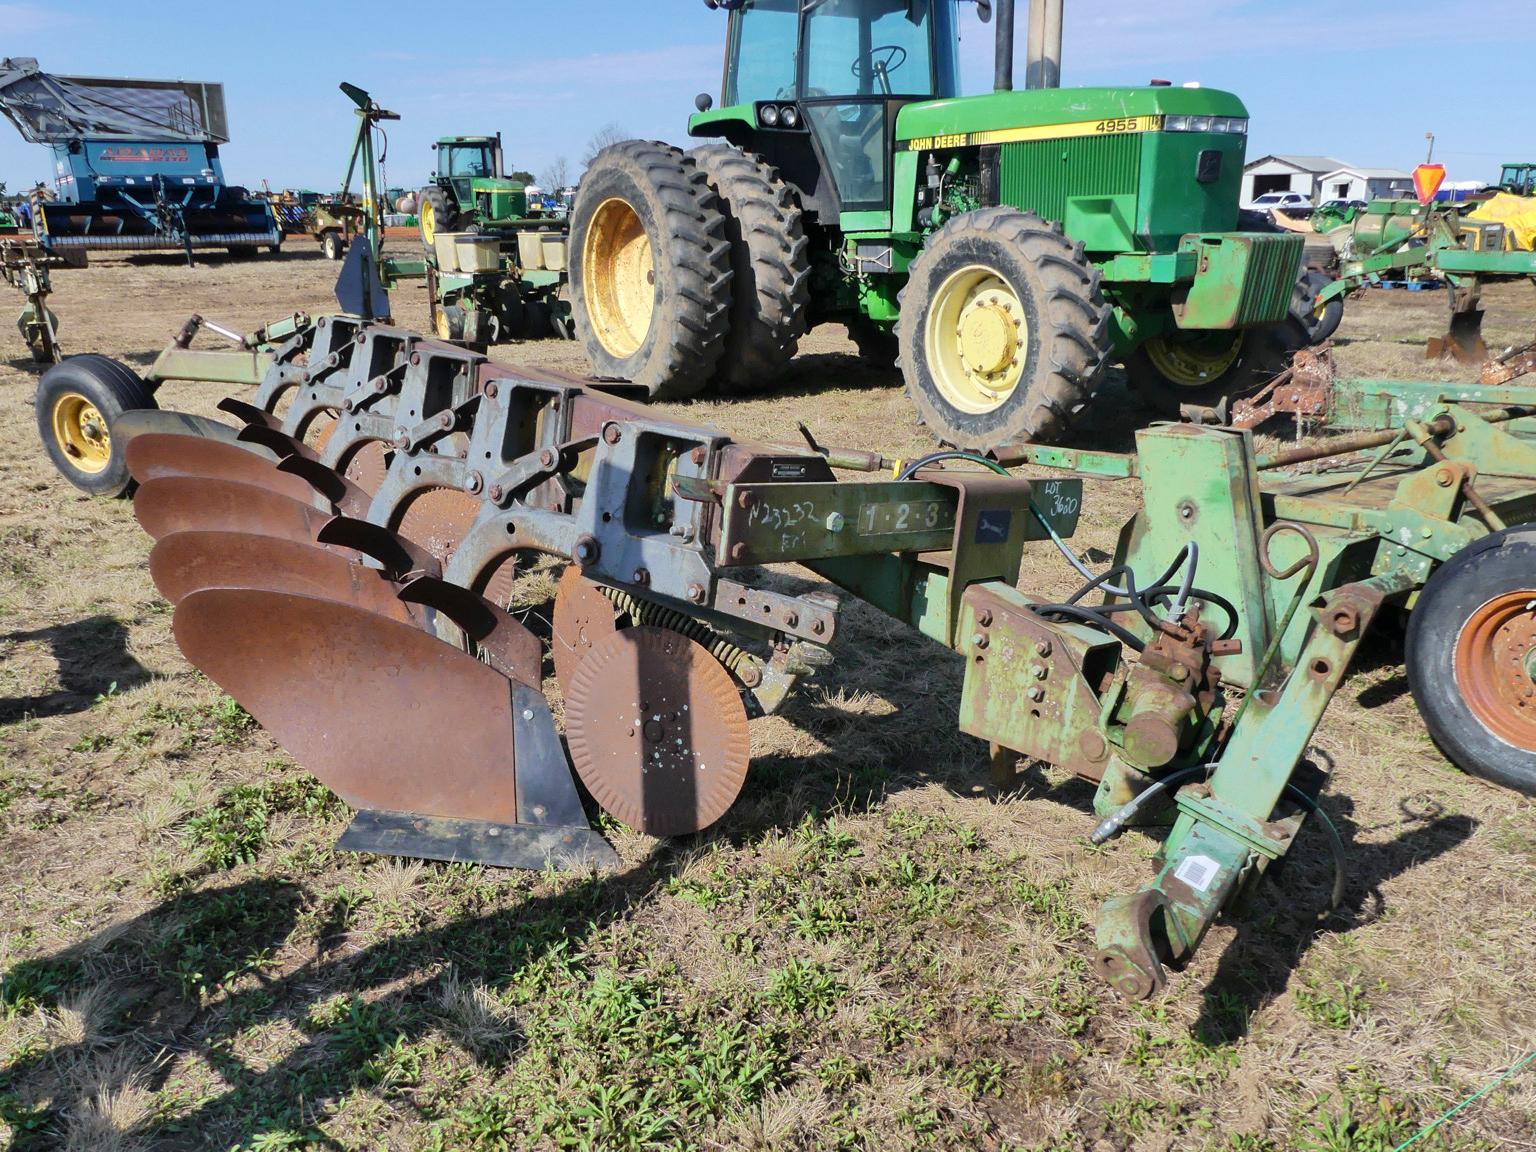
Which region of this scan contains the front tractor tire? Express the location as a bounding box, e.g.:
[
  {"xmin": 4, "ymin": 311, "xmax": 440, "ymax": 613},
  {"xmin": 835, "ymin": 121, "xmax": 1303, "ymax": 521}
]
[
  {"xmin": 570, "ymin": 140, "xmax": 732, "ymax": 399},
  {"xmin": 36, "ymin": 355, "xmax": 158, "ymax": 497},
  {"xmin": 418, "ymin": 186, "xmax": 456, "ymax": 251},
  {"xmin": 899, "ymin": 208, "xmax": 1111, "ymax": 450},
  {"xmin": 688, "ymin": 143, "xmax": 810, "ymax": 394}
]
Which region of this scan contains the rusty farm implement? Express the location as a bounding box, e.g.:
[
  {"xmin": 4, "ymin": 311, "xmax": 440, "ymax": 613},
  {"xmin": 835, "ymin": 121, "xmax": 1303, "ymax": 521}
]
[{"xmin": 31, "ymin": 300, "xmax": 1536, "ymax": 1000}]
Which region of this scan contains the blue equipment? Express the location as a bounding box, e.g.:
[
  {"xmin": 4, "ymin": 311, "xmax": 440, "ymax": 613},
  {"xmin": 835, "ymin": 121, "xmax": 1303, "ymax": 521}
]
[{"xmin": 0, "ymin": 57, "xmax": 280, "ymax": 262}]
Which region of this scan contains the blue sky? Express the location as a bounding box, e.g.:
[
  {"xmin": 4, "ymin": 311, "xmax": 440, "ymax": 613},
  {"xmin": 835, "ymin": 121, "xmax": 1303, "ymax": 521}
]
[{"xmin": 1, "ymin": 0, "xmax": 1522, "ymax": 195}]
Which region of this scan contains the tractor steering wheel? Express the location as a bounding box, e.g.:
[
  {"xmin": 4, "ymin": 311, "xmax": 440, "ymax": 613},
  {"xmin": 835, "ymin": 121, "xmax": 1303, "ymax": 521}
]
[{"xmin": 851, "ymin": 44, "xmax": 908, "ymax": 94}]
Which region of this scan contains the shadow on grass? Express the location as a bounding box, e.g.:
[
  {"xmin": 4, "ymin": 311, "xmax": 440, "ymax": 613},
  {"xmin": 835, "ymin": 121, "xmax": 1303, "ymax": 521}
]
[
  {"xmin": 1192, "ymin": 787, "xmax": 1477, "ymax": 1045},
  {"xmin": 0, "ymin": 859, "xmax": 668, "ymax": 1150},
  {"xmin": 0, "ymin": 616, "xmax": 150, "ymax": 724}
]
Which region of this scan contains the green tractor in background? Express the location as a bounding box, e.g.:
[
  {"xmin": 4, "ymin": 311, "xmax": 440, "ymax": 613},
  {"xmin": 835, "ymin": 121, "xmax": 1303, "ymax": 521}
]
[
  {"xmin": 416, "ymin": 134, "xmax": 532, "ymax": 247},
  {"xmin": 569, "ymin": 0, "xmax": 1327, "ymax": 451},
  {"xmin": 1498, "ymin": 162, "xmax": 1536, "ymax": 197}
]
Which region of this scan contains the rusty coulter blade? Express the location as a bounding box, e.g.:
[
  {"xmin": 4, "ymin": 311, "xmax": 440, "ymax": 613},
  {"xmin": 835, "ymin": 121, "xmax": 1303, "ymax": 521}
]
[
  {"xmin": 564, "ymin": 626, "xmax": 750, "ymax": 838},
  {"xmin": 126, "ymin": 434, "xmax": 325, "ymax": 506},
  {"xmin": 148, "ymin": 531, "xmax": 419, "ymax": 627},
  {"xmin": 551, "ymin": 565, "xmax": 621, "ymax": 696},
  {"xmin": 174, "ymin": 589, "xmax": 526, "ymax": 825},
  {"xmin": 134, "ymin": 476, "xmax": 332, "ymax": 544}
]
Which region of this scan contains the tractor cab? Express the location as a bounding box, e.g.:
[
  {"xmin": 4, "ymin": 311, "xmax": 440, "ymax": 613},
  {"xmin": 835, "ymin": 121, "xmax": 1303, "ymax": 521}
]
[
  {"xmin": 698, "ymin": 0, "xmax": 960, "ymax": 214},
  {"xmin": 434, "ymin": 135, "xmax": 505, "ymax": 205},
  {"xmin": 419, "ymin": 134, "xmax": 530, "ymax": 244},
  {"xmin": 1499, "ymin": 163, "xmax": 1536, "ymax": 197}
]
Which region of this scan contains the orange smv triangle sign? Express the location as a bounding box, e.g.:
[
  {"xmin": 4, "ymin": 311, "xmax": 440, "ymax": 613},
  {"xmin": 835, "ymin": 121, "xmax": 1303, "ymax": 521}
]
[{"xmin": 1413, "ymin": 163, "xmax": 1446, "ymax": 205}]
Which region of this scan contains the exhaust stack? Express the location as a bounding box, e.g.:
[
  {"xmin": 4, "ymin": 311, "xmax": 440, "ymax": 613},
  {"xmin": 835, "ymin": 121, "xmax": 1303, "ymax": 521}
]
[
  {"xmin": 1026, "ymin": 0, "xmax": 1063, "ymax": 90},
  {"xmin": 993, "ymin": 0, "xmax": 1015, "ymax": 92}
]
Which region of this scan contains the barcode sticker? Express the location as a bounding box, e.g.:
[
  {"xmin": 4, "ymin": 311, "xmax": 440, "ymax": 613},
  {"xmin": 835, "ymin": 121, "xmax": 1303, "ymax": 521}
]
[{"xmin": 1173, "ymin": 855, "xmax": 1221, "ymax": 893}]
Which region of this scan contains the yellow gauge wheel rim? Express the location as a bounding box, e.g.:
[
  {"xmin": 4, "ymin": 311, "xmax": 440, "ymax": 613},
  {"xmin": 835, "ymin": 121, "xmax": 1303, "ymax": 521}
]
[
  {"xmin": 582, "ymin": 197, "xmax": 655, "ymax": 360},
  {"xmin": 420, "ymin": 200, "xmax": 437, "ymax": 246},
  {"xmin": 52, "ymin": 392, "xmax": 111, "ymax": 475},
  {"xmin": 1143, "ymin": 331, "xmax": 1244, "ymax": 389},
  {"xmin": 432, "ymin": 304, "xmax": 452, "ymax": 340},
  {"xmin": 924, "ymin": 264, "xmax": 1028, "ymax": 415}
]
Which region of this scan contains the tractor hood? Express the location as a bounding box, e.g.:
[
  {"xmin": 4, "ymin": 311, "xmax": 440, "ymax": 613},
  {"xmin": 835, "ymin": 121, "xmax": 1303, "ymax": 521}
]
[{"xmin": 896, "ymin": 86, "xmax": 1249, "ymax": 146}]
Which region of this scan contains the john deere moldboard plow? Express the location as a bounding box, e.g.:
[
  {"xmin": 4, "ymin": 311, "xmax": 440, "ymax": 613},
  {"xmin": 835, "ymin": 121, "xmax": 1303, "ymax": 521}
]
[{"xmin": 40, "ymin": 308, "xmax": 1536, "ymax": 1000}]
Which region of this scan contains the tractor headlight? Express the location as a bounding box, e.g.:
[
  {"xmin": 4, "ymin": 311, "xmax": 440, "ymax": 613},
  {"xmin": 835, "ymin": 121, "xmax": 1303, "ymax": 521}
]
[
  {"xmin": 1164, "ymin": 114, "xmax": 1248, "ymax": 135},
  {"xmin": 781, "ymin": 105, "xmax": 799, "ymax": 129},
  {"xmin": 760, "ymin": 104, "xmax": 781, "ymax": 128}
]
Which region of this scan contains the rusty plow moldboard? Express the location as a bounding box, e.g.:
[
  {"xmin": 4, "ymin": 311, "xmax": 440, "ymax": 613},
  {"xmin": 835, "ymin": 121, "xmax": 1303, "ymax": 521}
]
[{"xmin": 125, "ymin": 425, "xmax": 617, "ymax": 870}]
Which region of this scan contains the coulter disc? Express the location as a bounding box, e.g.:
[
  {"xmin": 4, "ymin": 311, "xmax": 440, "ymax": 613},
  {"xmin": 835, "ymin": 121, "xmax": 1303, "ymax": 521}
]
[
  {"xmin": 174, "ymin": 589, "xmax": 524, "ymax": 826},
  {"xmin": 394, "ymin": 484, "xmax": 516, "ymax": 605},
  {"xmin": 564, "ymin": 626, "xmax": 750, "ymax": 837},
  {"xmin": 307, "ymin": 412, "xmax": 390, "ymax": 494},
  {"xmin": 551, "ymin": 565, "xmax": 621, "ymax": 694}
]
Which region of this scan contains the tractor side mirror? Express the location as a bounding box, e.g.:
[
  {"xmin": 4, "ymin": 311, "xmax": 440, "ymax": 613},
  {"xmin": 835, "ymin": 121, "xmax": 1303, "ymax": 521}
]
[
  {"xmin": 976, "ymin": 0, "xmax": 993, "ymax": 22},
  {"xmin": 695, "ymin": 93, "xmax": 714, "ymax": 112}
]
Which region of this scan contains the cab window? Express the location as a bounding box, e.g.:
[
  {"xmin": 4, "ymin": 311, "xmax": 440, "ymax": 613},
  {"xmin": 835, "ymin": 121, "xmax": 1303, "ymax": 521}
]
[
  {"xmin": 726, "ymin": 0, "xmax": 800, "ymax": 105},
  {"xmin": 803, "ymin": 0, "xmax": 935, "ymax": 98},
  {"xmin": 446, "ymin": 146, "xmax": 493, "ymax": 179}
]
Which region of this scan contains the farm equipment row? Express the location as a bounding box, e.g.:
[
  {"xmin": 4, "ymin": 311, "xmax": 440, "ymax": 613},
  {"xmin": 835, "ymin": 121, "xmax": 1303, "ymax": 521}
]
[
  {"xmin": 35, "ymin": 293, "xmax": 1536, "ymax": 1001},
  {"xmin": 1316, "ymin": 195, "xmax": 1536, "ymax": 363}
]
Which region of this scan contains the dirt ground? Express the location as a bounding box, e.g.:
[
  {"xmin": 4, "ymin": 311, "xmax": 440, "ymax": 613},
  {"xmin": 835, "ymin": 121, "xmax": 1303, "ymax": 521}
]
[{"xmin": 0, "ymin": 247, "xmax": 1534, "ymax": 1151}]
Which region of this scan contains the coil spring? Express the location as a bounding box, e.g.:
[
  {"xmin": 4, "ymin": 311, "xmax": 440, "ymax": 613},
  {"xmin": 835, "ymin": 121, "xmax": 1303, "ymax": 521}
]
[{"xmin": 599, "ymin": 586, "xmax": 758, "ymax": 680}]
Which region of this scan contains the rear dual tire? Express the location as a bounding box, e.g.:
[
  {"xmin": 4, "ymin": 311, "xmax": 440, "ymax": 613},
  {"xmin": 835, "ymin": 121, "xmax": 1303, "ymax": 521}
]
[
  {"xmin": 570, "ymin": 141, "xmax": 732, "ymax": 399},
  {"xmin": 687, "ymin": 143, "xmax": 810, "ymax": 394}
]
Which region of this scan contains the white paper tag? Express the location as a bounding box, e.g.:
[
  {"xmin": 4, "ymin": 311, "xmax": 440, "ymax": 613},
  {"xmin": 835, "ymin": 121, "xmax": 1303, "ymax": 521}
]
[{"xmin": 1173, "ymin": 854, "xmax": 1220, "ymax": 893}]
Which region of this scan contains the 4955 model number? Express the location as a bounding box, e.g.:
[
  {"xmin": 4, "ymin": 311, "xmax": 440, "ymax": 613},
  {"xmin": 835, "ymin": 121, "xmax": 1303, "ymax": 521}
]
[{"xmin": 1095, "ymin": 117, "xmax": 1142, "ymax": 134}]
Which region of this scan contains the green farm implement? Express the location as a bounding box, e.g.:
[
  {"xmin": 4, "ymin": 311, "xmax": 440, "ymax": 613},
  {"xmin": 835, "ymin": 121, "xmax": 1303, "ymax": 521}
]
[
  {"xmin": 3, "ymin": 238, "xmax": 64, "ymax": 363},
  {"xmin": 568, "ymin": 0, "xmax": 1326, "ymax": 451},
  {"xmin": 33, "ymin": 265, "xmax": 1536, "ymax": 998},
  {"xmin": 1316, "ymin": 196, "xmax": 1536, "ymax": 362},
  {"xmin": 335, "ymin": 84, "xmax": 571, "ymax": 347}
]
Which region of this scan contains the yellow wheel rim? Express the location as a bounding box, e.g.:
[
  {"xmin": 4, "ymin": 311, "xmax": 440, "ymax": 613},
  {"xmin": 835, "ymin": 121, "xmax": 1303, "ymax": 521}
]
[
  {"xmin": 924, "ymin": 264, "xmax": 1028, "ymax": 415},
  {"xmin": 433, "ymin": 304, "xmax": 452, "ymax": 340},
  {"xmin": 1143, "ymin": 331, "xmax": 1244, "ymax": 389},
  {"xmin": 52, "ymin": 392, "xmax": 111, "ymax": 474},
  {"xmin": 420, "ymin": 200, "xmax": 437, "ymax": 246},
  {"xmin": 582, "ymin": 197, "xmax": 655, "ymax": 360}
]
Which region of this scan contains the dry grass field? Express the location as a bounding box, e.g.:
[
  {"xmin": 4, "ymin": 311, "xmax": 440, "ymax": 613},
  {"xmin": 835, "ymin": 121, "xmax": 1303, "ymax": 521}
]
[{"xmin": 1, "ymin": 248, "xmax": 1534, "ymax": 1151}]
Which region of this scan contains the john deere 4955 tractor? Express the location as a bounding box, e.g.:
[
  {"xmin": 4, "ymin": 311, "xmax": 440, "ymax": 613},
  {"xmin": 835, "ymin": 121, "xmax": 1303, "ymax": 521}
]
[{"xmin": 571, "ymin": 0, "xmax": 1323, "ymax": 450}]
